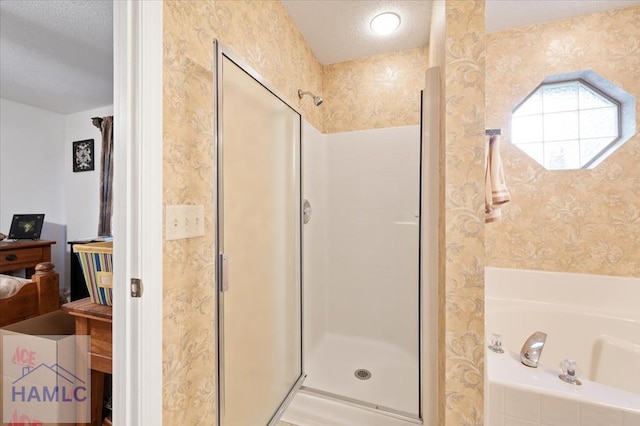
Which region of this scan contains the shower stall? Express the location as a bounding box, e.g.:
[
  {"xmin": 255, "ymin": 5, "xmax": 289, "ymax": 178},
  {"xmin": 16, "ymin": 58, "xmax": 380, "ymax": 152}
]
[
  {"xmin": 283, "ymin": 123, "xmax": 422, "ymax": 424},
  {"xmin": 214, "ymin": 40, "xmax": 423, "ymax": 426}
]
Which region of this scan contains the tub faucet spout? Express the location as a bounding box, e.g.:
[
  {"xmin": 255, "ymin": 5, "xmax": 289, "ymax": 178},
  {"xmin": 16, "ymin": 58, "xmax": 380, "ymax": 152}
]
[{"xmin": 520, "ymin": 331, "xmax": 547, "ymax": 368}]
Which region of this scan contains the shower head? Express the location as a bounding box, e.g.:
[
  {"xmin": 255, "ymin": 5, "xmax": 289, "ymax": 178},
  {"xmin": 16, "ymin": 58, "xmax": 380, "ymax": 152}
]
[{"xmin": 298, "ymin": 89, "xmax": 323, "ymax": 106}]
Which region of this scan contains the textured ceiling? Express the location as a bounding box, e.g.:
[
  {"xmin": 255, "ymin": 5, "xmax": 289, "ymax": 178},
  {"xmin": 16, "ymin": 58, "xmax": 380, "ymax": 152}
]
[
  {"xmin": 281, "ymin": 0, "xmax": 432, "ymax": 65},
  {"xmin": 0, "ymin": 0, "xmax": 113, "ymax": 114}
]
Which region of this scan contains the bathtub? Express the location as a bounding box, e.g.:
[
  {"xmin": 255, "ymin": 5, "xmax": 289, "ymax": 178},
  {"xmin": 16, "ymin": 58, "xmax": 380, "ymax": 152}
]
[{"xmin": 486, "ymin": 267, "xmax": 640, "ymax": 426}]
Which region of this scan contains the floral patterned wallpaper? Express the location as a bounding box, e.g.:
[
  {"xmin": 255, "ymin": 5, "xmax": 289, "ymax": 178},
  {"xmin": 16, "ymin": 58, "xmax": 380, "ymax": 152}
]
[
  {"xmin": 485, "ymin": 6, "xmax": 640, "ymax": 278},
  {"xmin": 163, "ymin": 0, "xmax": 491, "ymax": 424},
  {"xmin": 440, "ymin": 1, "xmax": 486, "ymax": 424},
  {"xmin": 163, "ymin": 1, "xmax": 322, "ymax": 424},
  {"xmin": 322, "ymin": 47, "xmax": 428, "ymax": 133}
]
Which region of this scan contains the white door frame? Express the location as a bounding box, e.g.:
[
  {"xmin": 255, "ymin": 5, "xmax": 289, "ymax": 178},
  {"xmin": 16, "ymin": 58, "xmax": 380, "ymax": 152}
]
[{"xmin": 113, "ymin": 0, "xmax": 163, "ymax": 424}]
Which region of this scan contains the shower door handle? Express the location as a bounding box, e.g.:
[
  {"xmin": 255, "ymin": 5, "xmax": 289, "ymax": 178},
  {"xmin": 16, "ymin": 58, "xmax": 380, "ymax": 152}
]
[{"xmin": 220, "ymin": 253, "xmax": 229, "ymax": 292}]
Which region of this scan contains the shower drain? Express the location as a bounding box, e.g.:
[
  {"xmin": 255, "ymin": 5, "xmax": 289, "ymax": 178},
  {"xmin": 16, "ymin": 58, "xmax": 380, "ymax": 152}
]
[{"xmin": 354, "ymin": 369, "xmax": 372, "ymax": 380}]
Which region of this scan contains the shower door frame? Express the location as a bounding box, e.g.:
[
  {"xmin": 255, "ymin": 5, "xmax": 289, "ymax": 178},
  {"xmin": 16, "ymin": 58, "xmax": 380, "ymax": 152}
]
[{"xmin": 213, "ymin": 40, "xmax": 306, "ymax": 426}]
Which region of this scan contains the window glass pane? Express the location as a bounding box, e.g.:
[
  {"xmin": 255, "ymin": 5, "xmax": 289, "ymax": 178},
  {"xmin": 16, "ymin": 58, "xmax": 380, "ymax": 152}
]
[
  {"xmin": 512, "ymin": 114, "xmax": 543, "ymax": 143},
  {"xmin": 544, "ymin": 140, "xmax": 580, "ymax": 170},
  {"xmin": 580, "ymin": 137, "xmax": 614, "ymax": 166},
  {"xmin": 543, "ymin": 82, "xmax": 578, "ymax": 113},
  {"xmin": 511, "ymin": 75, "xmax": 629, "ymax": 170},
  {"xmin": 517, "ymin": 143, "xmax": 544, "ymax": 166},
  {"xmin": 579, "ymin": 84, "xmax": 614, "ymax": 109},
  {"xmin": 544, "ymin": 111, "xmax": 579, "ymax": 142},
  {"xmin": 514, "ymin": 90, "xmax": 543, "ymax": 116},
  {"xmin": 580, "ymin": 106, "xmax": 619, "ymax": 139}
]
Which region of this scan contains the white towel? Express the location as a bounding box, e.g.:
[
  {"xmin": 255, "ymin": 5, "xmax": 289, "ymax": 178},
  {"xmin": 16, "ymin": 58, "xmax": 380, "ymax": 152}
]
[{"xmin": 485, "ymin": 135, "xmax": 511, "ymax": 223}]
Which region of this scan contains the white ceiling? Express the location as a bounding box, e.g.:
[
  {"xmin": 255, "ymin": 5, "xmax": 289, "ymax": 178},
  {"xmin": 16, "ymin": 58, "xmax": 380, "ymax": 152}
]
[
  {"xmin": 485, "ymin": 0, "xmax": 640, "ymax": 34},
  {"xmin": 281, "ymin": 0, "xmax": 432, "ymax": 65},
  {"xmin": 283, "ymin": 0, "xmax": 640, "ymax": 65},
  {"xmin": 1, "ymin": 0, "xmax": 639, "ymax": 114},
  {"xmin": 0, "ymin": 0, "xmax": 113, "ymax": 114}
]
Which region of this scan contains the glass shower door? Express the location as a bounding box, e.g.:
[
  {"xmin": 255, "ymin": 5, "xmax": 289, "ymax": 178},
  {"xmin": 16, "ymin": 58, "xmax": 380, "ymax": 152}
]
[{"xmin": 215, "ymin": 44, "xmax": 304, "ymax": 426}]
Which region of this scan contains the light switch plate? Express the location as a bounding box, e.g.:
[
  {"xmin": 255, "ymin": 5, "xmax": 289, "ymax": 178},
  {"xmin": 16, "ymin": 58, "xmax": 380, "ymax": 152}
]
[{"xmin": 165, "ymin": 205, "xmax": 205, "ymax": 240}]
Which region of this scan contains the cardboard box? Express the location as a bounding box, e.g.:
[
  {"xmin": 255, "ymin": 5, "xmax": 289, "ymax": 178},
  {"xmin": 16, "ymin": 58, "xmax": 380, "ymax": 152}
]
[{"xmin": 0, "ymin": 311, "xmax": 90, "ymax": 426}]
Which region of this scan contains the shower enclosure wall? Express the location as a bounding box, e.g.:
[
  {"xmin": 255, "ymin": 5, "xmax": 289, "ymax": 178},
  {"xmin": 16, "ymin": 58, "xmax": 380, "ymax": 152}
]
[{"xmin": 292, "ymin": 122, "xmax": 421, "ymax": 421}]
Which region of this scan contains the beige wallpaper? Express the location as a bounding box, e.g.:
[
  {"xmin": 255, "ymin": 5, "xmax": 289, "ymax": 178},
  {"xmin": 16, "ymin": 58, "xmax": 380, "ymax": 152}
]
[
  {"xmin": 322, "ymin": 47, "xmax": 428, "ymax": 133},
  {"xmin": 163, "ymin": 1, "xmax": 322, "ymax": 424},
  {"xmin": 163, "ymin": 0, "xmax": 488, "ymax": 424},
  {"xmin": 440, "ymin": 1, "xmax": 486, "ymax": 424},
  {"xmin": 485, "ymin": 6, "xmax": 640, "ymax": 277}
]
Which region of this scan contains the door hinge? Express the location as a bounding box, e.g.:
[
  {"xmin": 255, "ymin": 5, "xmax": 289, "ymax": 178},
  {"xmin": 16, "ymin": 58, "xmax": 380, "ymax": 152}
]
[{"xmin": 131, "ymin": 278, "xmax": 143, "ymax": 298}]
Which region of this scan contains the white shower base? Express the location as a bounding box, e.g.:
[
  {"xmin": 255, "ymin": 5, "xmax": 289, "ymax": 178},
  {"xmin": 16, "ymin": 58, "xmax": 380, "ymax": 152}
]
[
  {"xmin": 282, "ymin": 390, "xmax": 421, "ymax": 426},
  {"xmin": 302, "ymin": 333, "xmax": 419, "ymax": 417}
]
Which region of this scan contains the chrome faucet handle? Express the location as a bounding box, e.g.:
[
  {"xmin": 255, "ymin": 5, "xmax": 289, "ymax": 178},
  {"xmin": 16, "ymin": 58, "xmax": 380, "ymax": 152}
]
[
  {"xmin": 520, "ymin": 331, "xmax": 547, "ymax": 368},
  {"xmin": 559, "ymin": 359, "xmax": 582, "ymax": 385},
  {"xmin": 488, "ymin": 333, "xmax": 504, "ymax": 354}
]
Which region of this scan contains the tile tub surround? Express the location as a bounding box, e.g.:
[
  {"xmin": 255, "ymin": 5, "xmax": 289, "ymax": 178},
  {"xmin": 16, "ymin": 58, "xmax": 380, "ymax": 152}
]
[
  {"xmin": 486, "ymin": 267, "xmax": 640, "ymax": 426},
  {"xmin": 488, "ymin": 350, "xmax": 640, "ymax": 421},
  {"xmin": 486, "ymin": 267, "xmax": 640, "ymax": 394},
  {"xmin": 488, "ymin": 382, "xmax": 640, "ymax": 426}
]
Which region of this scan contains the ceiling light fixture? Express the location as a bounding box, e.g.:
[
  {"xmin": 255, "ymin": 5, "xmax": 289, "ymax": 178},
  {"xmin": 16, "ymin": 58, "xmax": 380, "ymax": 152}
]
[{"xmin": 370, "ymin": 12, "xmax": 401, "ymax": 35}]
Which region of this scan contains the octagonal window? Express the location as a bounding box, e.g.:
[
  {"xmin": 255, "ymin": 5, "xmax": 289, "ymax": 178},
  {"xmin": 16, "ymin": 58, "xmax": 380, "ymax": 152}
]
[{"xmin": 512, "ymin": 71, "xmax": 635, "ymax": 170}]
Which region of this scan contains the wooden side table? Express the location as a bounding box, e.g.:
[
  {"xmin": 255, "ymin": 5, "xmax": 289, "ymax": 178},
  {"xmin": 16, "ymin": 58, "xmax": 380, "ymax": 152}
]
[
  {"xmin": 0, "ymin": 239, "xmax": 55, "ymax": 277},
  {"xmin": 62, "ymin": 298, "xmax": 112, "ymax": 426}
]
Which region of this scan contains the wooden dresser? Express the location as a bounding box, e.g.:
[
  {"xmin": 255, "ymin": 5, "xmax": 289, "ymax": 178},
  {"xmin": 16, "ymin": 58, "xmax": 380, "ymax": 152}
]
[
  {"xmin": 0, "ymin": 239, "xmax": 55, "ymax": 276},
  {"xmin": 62, "ymin": 298, "xmax": 112, "ymax": 426}
]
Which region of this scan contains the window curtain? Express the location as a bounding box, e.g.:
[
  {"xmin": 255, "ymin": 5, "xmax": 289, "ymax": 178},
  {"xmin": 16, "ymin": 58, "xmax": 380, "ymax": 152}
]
[{"xmin": 92, "ymin": 116, "xmax": 114, "ymax": 236}]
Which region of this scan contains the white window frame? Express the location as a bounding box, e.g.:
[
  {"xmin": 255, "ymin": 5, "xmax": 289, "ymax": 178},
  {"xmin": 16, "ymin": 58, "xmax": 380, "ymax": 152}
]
[{"xmin": 512, "ymin": 70, "xmax": 636, "ymax": 170}]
